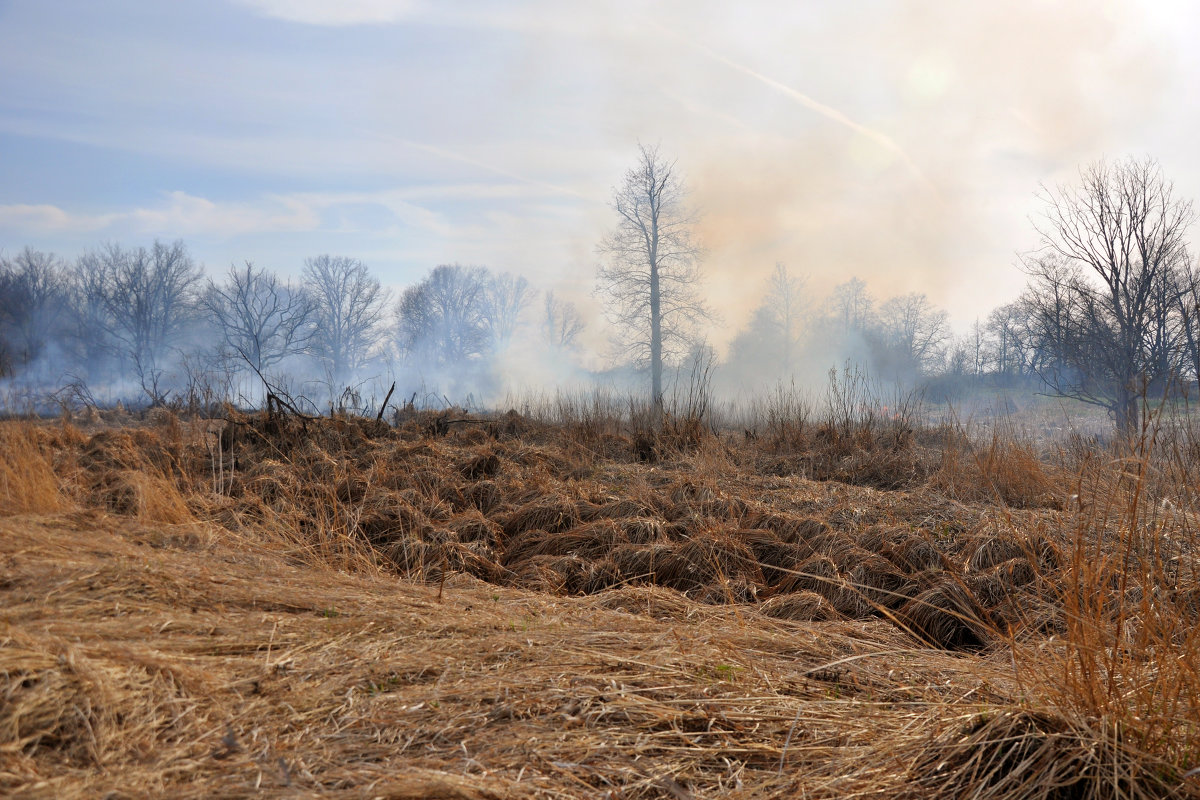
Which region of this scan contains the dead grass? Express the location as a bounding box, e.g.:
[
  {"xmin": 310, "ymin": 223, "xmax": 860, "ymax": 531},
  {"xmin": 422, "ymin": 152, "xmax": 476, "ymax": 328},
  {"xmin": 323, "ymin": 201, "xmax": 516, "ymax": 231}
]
[
  {"xmin": 0, "ymin": 424, "xmax": 71, "ymax": 516},
  {"xmin": 0, "ymin": 407, "xmax": 1198, "ymax": 798},
  {"xmin": 934, "ymin": 425, "xmax": 1067, "ymax": 510},
  {"xmin": 906, "ymin": 709, "xmax": 1182, "ymax": 800}
]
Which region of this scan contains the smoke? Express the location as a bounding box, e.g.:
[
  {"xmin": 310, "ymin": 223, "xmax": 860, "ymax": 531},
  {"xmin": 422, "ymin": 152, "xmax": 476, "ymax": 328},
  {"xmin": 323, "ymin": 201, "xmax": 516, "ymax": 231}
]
[
  {"xmin": 2, "ymin": 0, "xmax": 1189, "ymax": 406},
  {"xmin": 576, "ymin": 0, "xmax": 1175, "ymax": 347}
]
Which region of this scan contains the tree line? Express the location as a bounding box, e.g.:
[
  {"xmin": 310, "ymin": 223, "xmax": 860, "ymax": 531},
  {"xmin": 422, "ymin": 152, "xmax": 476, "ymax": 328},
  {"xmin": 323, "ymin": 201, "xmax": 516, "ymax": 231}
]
[
  {"xmin": 0, "ymin": 246, "xmax": 585, "ymax": 408},
  {"xmin": 598, "ymin": 147, "xmax": 1200, "ymax": 436},
  {"xmin": 3, "ymin": 148, "xmax": 1197, "ymax": 435}
]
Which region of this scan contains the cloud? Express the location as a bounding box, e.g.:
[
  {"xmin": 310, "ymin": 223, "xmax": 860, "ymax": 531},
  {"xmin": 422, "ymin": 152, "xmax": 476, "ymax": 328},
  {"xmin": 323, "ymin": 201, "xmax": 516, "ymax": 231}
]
[
  {"xmin": 124, "ymin": 191, "xmax": 321, "ymax": 237},
  {"xmin": 370, "ymin": 135, "xmax": 592, "ymax": 201},
  {"xmin": 669, "ymin": 30, "xmax": 938, "ymax": 197},
  {"xmin": 287, "ymin": 190, "xmax": 452, "ymax": 236},
  {"xmin": 231, "ymin": 0, "xmax": 420, "ymax": 26},
  {"xmin": 0, "ymin": 204, "xmax": 112, "ymax": 234},
  {"xmin": 0, "ymin": 190, "xmax": 468, "ymax": 257},
  {"xmin": 1, "ymin": 193, "xmax": 326, "ymax": 239}
]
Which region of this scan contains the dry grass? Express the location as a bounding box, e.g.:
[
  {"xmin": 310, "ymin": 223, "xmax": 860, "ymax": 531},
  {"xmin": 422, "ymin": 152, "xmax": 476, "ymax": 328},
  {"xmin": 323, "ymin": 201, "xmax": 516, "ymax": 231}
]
[
  {"xmin": 933, "ymin": 425, "xmax": 1067, "ymax": 510},
  {"xmin": 0, "ymin": 424, "xmax": 71, "ymax": 516},
  {"xmin": 1, "ymin": 405, "xmax": 1198, "ymax": 798}
]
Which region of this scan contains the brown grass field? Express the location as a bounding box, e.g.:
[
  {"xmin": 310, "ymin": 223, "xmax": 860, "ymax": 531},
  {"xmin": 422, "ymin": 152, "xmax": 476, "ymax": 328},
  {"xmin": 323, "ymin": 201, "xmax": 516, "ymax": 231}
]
[{"xmin": 2, "ymin": 400, "xmax": 1199, "ymax": 798}]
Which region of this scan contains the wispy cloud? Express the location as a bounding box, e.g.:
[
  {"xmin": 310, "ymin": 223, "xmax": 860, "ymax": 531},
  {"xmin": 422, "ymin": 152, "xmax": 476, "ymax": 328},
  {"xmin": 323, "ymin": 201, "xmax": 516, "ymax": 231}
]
[
  {"xmin": 0, "ymin": 204, "xmax": 113, "ymax": 234},
  {"xmin": 668, "ymin": 29, "xmax": 939, "ymax": 196},
  {"xmin": 373, "ymin": 134, "xmax": 592, "ymax": 201},
  {"xmin": 126, "ymin": 191, "xmax": 321, "ymax": 237},
  {"xmin": 231, "ymin": 0, "xmax": 420, "ymax": 26},
  {"xmin": 1, "ymin": 193, "xmax": 315, "ymax": 239},
  {"xmin": 286, "ymin": 190, "xmax": 452, "ymax": 235},
  {"xmin": 0, "ymin": 188, "xmax": 472, "ymax": 242}
]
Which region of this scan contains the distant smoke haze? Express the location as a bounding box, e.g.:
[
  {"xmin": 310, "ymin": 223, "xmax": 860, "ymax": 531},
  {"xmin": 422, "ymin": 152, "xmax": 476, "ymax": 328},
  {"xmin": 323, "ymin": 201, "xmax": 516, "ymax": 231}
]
[{"xmin": 1, "ymin": 0, "xmax": 1198, "ymax": 366}]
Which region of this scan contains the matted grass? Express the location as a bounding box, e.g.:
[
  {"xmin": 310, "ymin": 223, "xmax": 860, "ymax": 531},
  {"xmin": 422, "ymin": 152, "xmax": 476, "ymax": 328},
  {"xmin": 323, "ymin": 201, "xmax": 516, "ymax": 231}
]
[{"xmin": 1, "ymin": 410, "xmax": 1198, "ymax": 798}]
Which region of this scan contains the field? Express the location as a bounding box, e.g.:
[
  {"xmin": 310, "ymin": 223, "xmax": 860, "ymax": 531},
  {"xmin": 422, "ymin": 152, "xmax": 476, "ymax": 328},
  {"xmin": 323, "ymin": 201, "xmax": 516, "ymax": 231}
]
[{"xmin": 2, "ymin": 395, "xmax": 1200, "ymax": 798}]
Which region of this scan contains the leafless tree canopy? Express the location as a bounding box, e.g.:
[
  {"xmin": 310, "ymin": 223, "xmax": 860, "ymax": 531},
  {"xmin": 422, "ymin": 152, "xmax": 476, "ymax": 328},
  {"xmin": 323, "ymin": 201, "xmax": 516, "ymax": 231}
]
[
  {"xmin": 73, "ymin": 240, "xmax": 202, "ymax": 404},
  {"xmin": 725, "ymin": 263, "xmax": 809, "ymax": 384},
  {"xmin": 877, "ymin": 293, "xmax": 950, "ymax": 374},
  {"xmin": 826, "ymin": 277, "xmax": 875, "ymax": 337},
  {"xmin": 302, "ymin": 254, "xmax": 388, "ymax": 387},
  {"xmin": 0, "ymin": 247, "xmax": 69, "ymax": 376},
  {"xmin": 542, "ymin": 291, "xmax": 584, "ymax": 351},
  {"xmin": 596, "ymin": 143, "xmax": 712, "ymax": 408},
  {"xmin": 7, "ymin": 155, "xmax": 1200, "ymax": 423},
  {"xmin": 397, "ymin": 264, "xmax": 493, "ymax": 366},
  {"xmin": 203, "ymin": 262, "xmax": 315, "ymax": 375},
  {"xmin": 1023, "ymin": 157, "xmax": 1198, "ymax": 434},
  {"xmin": 762, "ymin": 263, "xmax": 809, "ymax": 372},
  {"xmin": 482, "ymin": 272, "xmax": 533, "ymax": 347},
  {"xmin": 984, "ymin": 302, "xmax": 1035, "ymax": 378}
]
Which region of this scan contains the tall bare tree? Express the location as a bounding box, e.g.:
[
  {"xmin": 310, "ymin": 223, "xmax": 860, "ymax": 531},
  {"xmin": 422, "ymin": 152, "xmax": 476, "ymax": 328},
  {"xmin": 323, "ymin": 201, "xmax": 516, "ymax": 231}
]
[
  {"xmin": 1023, "ymin": 157, "xmax": 1195, "ymax": 435},
  {"xmin": 482, "ymin": 272, "xmax": 533, "ymax": 348},
  {"xmin": 985, "ymin": 302, "xmax": 1033, "ymax": 378},
  {"xmin": 826, "ymin": 277, "xmax": 875, "ymax": 337},
  {"xmin": 397, "ymin": 264, "xmax": 492, "ymax": 367},
  {"xmin": 203, "ymin": 262, "xmax": 315, "ymax": 376},
  {"xmin": 0, "ymin": 247, "xmax": 69, "ymax": 376},
  {"xmin": 1175, "ymin": 264, "xmax": 1200, "ymax": 384},
  {"xmin": 302, "ymin": 255, "xmax": 388, "ymax": 387},
  {"xmin": 877, "ymin": 292, "xmax": 950, "ymax": 374},
  {"xmin": 80, "ymin": 240, "xmax": 201, "ymax": 404},
  {"xmin": 762, "ymin": 263, "xmax": 809, "ymax": 373},
  {"xmin": 947, "ymin": 319, "xmax": 987, "ymax": 377},
  {"xmin": 596, "ymin": 144, "xmax": 710, "ymax": 410},
  {"xmin": 69, "ymin": 249, "xmax": 121, "ymax": 382},
  {"xmin": 724, "ymin": 264, "xmax": 810, "ymax": 386},
  {"xmin": 542, "ymin": 291, "xmax": 585, "ymax": 351}
]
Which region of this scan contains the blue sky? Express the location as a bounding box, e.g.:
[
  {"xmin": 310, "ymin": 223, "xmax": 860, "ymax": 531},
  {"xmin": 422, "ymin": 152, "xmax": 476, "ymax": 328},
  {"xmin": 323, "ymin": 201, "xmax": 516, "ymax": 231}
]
[{"xmin": 2, "ymin": 0, "xmax": 1199, "ymax": 347}]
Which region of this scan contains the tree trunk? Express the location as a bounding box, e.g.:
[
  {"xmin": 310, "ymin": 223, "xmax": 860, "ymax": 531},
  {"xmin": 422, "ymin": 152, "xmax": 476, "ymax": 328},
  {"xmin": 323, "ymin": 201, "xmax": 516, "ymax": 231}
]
[
  {"xmin": 1114, "ymin": 381, "xmax": 1139, "ymax": 441},
  {"xmin": 650, "ymin": 258, "xmax": 663, "ymax": 416}
]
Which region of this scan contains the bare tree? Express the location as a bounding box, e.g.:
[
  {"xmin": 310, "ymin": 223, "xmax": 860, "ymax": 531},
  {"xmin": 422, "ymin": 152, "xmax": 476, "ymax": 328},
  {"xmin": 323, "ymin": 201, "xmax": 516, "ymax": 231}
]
[
  {"xmin": 482, "ymin": 272, "xmax": 533, "ymax": 348},
  {"xmin": 1023, "ymin": 157, "xmax": 1195, "ymax": 435},
  {"xmin": 0, "ymin": 261, "xmax": 19, "ymax": 377},
  {"xmin": 203, "ymin": 262, "xmax": 315, "ymax": 376},
  {"xmin": 945, "ymin": 336, "xmax": 971, "ymax": 377},
  {"xmin": 761, "ymin": 263, "xmax": 809, "ymax": 373},
  {"xmin": 302, "ymin": 255, "xmax": 388, "ymax": 387},
  {"xmin": 397, "ymin": 264, "xmax": 491, "ymax": 366},
  {"xmin": 724, "ymin": 264, "xmax": 810, "ymax": 385},
  {"xmin": 1175, "ymin": 263, "xmax": 1200, "ymax": 384},
  {"xmin": 70, "ymin": 249, "xmax": 120, "ymax": 383},
  {"xmin": 542, "ymin": 291, "xmax": 585, "ymax": 351},
  {"xmin": 877, "ymin": 292, "xmax": 950, "ymax": 374},
  {"xmin": 1020, "ymin": 256, "xmax": 1078, "ymax": 380},
  {"xmin": 81, "ymin": 240, "xmax": 201, "ymax": 404},
  {"xmin": 826, "ymin": 277, "xmax": 875, "ymax": 337},
  {"xmin": 985, "ymin": 302, "xmax": 1034, "ymax": 378},
  {"xmin": 967, "ymin": 319, "xmax": 987, "ymax": 376},
  {"xmin": 596, "ymin": 143, "xmax": 711, "ymax": 410},
  {"xmin": 0, "ymin": 247, "xmax": 70, "ymax": 375},
  {"xmin": 947, "ymin": 319, "xmax": 986, "ymax": 377}
]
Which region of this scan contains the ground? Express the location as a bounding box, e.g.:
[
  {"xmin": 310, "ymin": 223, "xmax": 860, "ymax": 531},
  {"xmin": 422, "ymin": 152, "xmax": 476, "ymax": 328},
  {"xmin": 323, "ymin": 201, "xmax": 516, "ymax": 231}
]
[{"xmin": 1, "ymin": 407, "xmax": 1197, "ymax": 798}]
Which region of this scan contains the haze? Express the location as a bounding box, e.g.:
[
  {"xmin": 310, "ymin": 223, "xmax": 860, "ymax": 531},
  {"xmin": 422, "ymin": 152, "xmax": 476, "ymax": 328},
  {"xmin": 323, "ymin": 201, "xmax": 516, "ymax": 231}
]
[{"xmin": 2, "ymin": 0, "xmax": 1199, "ymax": 351}]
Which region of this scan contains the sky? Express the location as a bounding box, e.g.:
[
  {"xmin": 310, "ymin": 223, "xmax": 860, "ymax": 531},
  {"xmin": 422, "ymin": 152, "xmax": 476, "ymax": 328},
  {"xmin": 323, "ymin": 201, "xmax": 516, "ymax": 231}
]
[{"xmin": 2, "ymin": 0, "xmax": 1199, "ymax": 354}]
